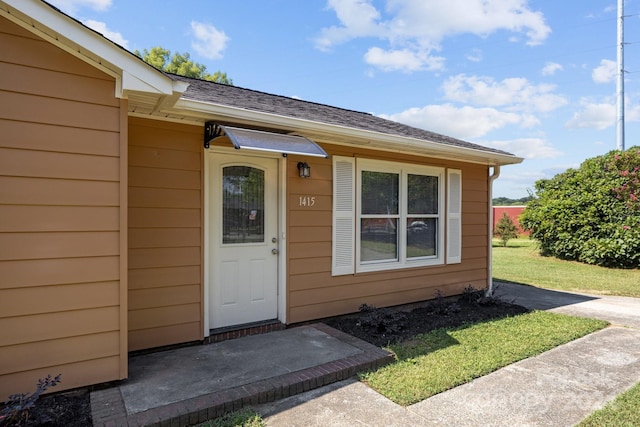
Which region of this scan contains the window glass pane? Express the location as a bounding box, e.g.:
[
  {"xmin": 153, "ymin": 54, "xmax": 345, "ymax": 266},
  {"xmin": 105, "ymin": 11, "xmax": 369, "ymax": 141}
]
[
  {"xmin": 361, "ymin": 171, "xmax": 399, "ymax": 215},
  {"xmin": 408, "ymin": 174, "xmax": 438, "ymax": 214},
  {"xmin": 361, "ymin": 218, "xmax": 398, "ymax": 262},
  {"xmin": 407, "ymin": 218, "xmax": 437, "ymax": 258},
  {"xmin": 222, "ymin": 166, "xmax": 265, "ymax": 244}
]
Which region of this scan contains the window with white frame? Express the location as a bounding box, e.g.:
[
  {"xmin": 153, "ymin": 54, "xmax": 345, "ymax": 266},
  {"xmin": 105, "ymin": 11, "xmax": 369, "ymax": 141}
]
[{"xmin": 332, "ymin": 156, "xmax": 462, "ymax": 275}]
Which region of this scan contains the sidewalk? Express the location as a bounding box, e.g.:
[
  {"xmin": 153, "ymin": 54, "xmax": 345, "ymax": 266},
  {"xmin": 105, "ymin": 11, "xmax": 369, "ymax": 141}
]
[{"xmin": 257, "ymin": 283, "xmax": 640, "ymax": 426}]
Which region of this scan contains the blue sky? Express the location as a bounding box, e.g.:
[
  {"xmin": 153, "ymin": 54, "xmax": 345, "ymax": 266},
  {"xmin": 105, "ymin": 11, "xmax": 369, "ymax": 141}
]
[{"xmin": 49, "ymin": 0, "xmax": 640, "ymax": 198}]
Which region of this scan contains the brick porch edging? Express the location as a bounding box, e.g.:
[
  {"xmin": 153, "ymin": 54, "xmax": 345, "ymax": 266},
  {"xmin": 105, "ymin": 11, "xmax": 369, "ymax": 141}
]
[{"xmin": 91, "ymin": 323, "xmax": 394, "ymax": 427}]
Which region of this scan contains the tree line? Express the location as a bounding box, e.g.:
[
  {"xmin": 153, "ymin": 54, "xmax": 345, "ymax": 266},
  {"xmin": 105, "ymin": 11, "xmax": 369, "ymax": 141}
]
[{"xmin": 134, "ymin": 46, "xmax": 233, "ymax": 84}]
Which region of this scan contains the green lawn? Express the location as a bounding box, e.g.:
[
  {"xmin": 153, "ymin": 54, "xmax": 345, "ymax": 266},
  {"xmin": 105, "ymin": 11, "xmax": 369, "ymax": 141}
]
[
  {"xmin": 577, "ymin": 382, "xmax": 640, "ymax": 427},
  {"xmin": 197, "ymin": 408, "xmax": 263, "ymax": 427},
  {"xmin": 361, "ymin": 311, "xmax": 607, "ymax": 406},
  {"xmin": 492, "ymin": 238, "xmax": 640, "ymax": 297}
]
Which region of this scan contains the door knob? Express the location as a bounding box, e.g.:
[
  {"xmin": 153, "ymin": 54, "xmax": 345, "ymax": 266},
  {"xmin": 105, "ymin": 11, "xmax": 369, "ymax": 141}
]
[{"xmin": 272, "ymin": 248, "xmax": 279, "ymax": 255}]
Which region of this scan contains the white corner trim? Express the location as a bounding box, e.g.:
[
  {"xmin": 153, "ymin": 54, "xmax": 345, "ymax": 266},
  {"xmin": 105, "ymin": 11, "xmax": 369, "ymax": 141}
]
[{"xmin": 203, "ymin": 149, "xmax": 210, "ymax": 337}]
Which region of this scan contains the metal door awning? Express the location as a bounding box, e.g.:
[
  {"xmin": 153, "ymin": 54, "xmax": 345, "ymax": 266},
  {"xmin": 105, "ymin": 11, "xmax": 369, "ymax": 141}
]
[{"xmin": 205, "ymin": 123, "xmax": 329, "ymax": 158}]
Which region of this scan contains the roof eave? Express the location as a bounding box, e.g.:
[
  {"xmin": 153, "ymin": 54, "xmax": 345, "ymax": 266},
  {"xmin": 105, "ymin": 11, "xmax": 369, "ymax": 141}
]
[{"xmin": 172, "ymin": 98, "xmax": 524, "ymax": 167}]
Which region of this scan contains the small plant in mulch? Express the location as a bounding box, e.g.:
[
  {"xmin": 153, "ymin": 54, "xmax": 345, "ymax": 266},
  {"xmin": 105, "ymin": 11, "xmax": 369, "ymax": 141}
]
[
  {"xmin": 459, "ymin": 284, "xmax": 485, "ymax": 304},
  {"xmin": 357, "ymin": 304, "xmax": 408, "ymax": 335},
  {"xmin": 0, "ymin": 374, "xmax": 61, "ymax": 427},
  {"xmin": 428, "ymin": 290, "xmax": 461, "ymax": 315}
]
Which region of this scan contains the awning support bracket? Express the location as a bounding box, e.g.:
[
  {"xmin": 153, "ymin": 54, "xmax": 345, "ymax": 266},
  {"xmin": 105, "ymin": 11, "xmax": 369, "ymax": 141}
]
[{"xmin": 204, "ymin": 121, "xmax": 223, "ymax": 149}]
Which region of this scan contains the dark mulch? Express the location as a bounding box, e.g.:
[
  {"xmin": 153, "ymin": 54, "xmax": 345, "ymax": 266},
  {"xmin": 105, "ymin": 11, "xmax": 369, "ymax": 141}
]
[
  {"xmin": 3, "ymin": 289, "xmax": 526, "ymax": 426},
  {"xmin": 322, "ymin": 291, "xmax": 530, "ymax": 347},
  {"xmin": 1, "ymin": 389, "xmax": 91, "ymax": 427}
]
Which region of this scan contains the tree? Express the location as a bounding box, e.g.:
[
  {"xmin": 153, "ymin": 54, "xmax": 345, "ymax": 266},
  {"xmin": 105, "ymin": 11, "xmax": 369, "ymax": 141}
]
[
  {"xmin": 520, "ymin": 147, "xmax": 640, "ymax": 268},
  {"xmin": 134, "ymin": 46, "xmax": 233, "ymax": 84},
  {"xmin": 610, "ymin": 147, "xmax": 640, "ymax": 211},
  {"xmin": 492, "ymin": 196, "xmax": 533, "ymax": 206},
  {"xmin": 494, "ymin": 213, "xmax": 519, "ymax": 247}
]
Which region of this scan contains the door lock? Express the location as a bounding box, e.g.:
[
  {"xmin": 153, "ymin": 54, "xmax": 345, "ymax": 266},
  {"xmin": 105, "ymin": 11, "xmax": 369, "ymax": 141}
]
[{"xmin": 272, "ymin": 237, "xmax": 278, "ymax": 243}]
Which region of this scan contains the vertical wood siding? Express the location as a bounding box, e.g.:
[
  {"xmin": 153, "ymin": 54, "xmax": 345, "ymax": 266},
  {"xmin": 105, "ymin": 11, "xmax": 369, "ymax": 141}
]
[
  {"xmin": 286, "ymin": 144, "xmax": 489, "ymax": 323},
  {"xmin": 0, "ymin": 18, "xmax": 124, "ymax": 398},
  {"xmin": 127, "ymin": 117, "xmax": 203, "ymax": 351}
]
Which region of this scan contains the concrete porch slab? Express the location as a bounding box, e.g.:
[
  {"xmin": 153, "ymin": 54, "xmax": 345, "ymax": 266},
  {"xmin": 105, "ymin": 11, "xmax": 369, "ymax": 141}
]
[{"xmin": 90, "ymin": 323, "xmax": 393, "ymax": 426}]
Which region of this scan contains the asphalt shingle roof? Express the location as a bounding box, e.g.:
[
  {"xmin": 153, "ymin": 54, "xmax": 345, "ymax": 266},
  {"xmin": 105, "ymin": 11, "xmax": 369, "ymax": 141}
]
[{"xmin": 169, "ymin": 74, "xmax": 514, "ymax": 157}]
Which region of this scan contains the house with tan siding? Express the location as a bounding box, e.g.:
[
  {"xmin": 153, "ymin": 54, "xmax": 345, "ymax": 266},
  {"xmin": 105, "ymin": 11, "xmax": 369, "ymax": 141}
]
[{"xmin": 0, "ymin": 0, "xmax": 523, "ymax": 398}]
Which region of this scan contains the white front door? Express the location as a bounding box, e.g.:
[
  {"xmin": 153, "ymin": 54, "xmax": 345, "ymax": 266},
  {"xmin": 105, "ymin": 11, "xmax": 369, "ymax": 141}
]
[{"xmin": 209, "ymin": 153, "xmax": 279, "ymax": 329}]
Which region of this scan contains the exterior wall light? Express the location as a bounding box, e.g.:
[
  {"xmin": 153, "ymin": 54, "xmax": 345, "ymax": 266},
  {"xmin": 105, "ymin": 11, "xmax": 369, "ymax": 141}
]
[{"xmin": 297, "ymin": 162, "xmax": 311, "ymax": 178}]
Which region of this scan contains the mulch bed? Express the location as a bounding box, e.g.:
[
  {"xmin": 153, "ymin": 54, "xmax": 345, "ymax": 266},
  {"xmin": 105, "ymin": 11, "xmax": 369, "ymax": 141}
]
[
  {"xmin": 1, "ymin": 390, "xmax": 91, "ymax": 427},
  {"xmin": 322, "ymin": 291, "xmax": 529, "ymax": 347}
]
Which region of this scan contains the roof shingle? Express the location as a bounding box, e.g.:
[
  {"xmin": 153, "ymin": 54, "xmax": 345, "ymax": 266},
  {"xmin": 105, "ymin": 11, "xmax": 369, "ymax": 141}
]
[{"xmin": 169, "ymin": 74, "xmax": 514, "ymax": 157}]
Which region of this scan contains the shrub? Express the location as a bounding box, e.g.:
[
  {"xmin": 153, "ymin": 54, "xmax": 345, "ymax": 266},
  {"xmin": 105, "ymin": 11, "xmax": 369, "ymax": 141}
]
[
  {"xmin": 520, "ymin": 147, "xmax": 640, "ymax": 268},
  {"xmin": 494, "ymin": 212, "xmax": 519, "ymax": 247},
  {"xmin": 357, "ymin": 304, "xmax": 407, "ymax": 334},
  {"xmin": 0, "ymin": 374, "xmax": 61, "ymax": 426}
]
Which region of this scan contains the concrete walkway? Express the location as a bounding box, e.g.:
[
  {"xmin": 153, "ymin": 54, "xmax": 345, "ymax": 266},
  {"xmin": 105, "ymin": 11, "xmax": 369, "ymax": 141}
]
[
  {"xmin": 257, "ymin": 283, "xmax": 640, "ymax": 426},
  {"xmin": 494, "ymin": 281, "xmax": 640, "ymax": 329}
]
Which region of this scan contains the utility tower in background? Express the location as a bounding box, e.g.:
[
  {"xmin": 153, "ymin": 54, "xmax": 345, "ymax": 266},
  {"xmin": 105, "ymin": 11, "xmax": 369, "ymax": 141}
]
[{"xmin": 617, "ymin": 0, "xmax": 625, "ymax": 151}]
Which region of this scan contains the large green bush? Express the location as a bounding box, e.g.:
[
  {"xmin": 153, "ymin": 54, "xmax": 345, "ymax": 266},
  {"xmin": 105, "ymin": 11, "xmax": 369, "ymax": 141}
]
[{"xmin": 520, "ymin": 147, "xmax": 640, "ymax": 268}]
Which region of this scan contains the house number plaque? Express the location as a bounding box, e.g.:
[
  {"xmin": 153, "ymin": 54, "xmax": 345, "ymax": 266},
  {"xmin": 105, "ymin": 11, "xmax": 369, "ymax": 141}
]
[{"xmin": 298, "ymin": 196, "xmax": 316, "ymax": 207}]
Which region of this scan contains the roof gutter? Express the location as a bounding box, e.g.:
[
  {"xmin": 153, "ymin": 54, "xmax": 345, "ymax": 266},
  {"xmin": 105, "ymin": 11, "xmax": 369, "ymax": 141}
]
[
  {"xmin": 173, "ymin": 98, "xmax": 524, "ymax": 167},
  {"xmin": 487, "ymin": 165, "xmax": 501, "ymax": 296}
]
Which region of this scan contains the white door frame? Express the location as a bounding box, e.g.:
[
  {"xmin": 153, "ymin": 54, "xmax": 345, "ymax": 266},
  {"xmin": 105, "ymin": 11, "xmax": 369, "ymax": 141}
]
[{"xmin": 203, "ymin": 146, "xmax": 287, "ymax": 336}]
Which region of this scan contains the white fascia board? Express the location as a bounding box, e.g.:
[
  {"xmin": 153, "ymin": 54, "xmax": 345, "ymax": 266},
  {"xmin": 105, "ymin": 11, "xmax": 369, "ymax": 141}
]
[
  {"xmin": 174, "ymin": 98, "xmax": 524, "ymax": 166},
  {"xmin": 1, "ymin": 0, "xmax": 180, "ymax": 97}
]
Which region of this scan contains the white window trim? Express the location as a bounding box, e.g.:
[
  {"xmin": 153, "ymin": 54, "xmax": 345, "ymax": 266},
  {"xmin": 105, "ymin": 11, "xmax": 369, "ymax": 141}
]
[{"xmin": 355, "ymin": 158, "xmax": 445, "ymax": 273}]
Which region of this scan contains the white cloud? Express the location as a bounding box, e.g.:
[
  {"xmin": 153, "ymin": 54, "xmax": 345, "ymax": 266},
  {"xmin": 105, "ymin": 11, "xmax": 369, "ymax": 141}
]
[
  {"xmin": 83, "ymin": 19, "xmax": 128, "ymax": 47},
  {"xmin": 565, "ymin": 100, "xmax": 615, "ymax": 129},
  {"xmin": 541, "ymin": 62, "xmax": 563, "ymax": 76},
  {"xmin": 385, "ymin": 0, "xmax": 550, "ymax": 45},
  {"xmin": 482, "ymin": 138, "xmax": 562, "ymax": 159},
  {"xmin": 442, "ymin": 74, "xmax": 567, "ymax": 113},
  {"xmin": 364, "ymin": 47, "xmax": 444, "ymax": 72},
  {"xmin": 379, "ymin": 104, "xmax": 523, "ymax": 140},
  {"xmin": 190, "ymin": 22, "xmax": 229, "ymax": 60},
  {"xmin": 466, "ymin": 48, "xmax": 483, "ymax": 62},
  {"xmin": 565, "ymin": 98, "xmax": 640, "ymax": 129},
  {"xmin": 48, "ymin": 0, "xmax": 112, "ymax": 14},
  {"xmin": 315, "ymin": 0, "xmax": 384, "ymax": 51},
  {"xmin": 316, "ymin": 0, "xmax": 550, "ymax": 72},
  {"xmin": 592, "ymin": 59, "xmax": 616, "ymax": 84}
]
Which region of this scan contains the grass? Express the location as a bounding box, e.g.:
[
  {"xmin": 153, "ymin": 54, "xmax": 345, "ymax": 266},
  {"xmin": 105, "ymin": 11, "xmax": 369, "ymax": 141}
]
[
  {"xmin": 360, "ymin": 310, "xmax": 607, "ymax": 406},
  {"xmin": 492, "ymin": 238, "xmax": 640, "ymax": 297},
  {"xmin": 197, "ymin": 408, "xmax": 264, "ymax": 427},
  {"xmin": 577, "ymin": 382, "xmax": 640, "ymax": 427}
]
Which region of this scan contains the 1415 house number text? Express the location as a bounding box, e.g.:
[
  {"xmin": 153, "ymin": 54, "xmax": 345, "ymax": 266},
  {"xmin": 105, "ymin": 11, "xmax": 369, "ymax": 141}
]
[{"xmin": 298, "ymin": 196, "xmax": 316, "ymax": 207}]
